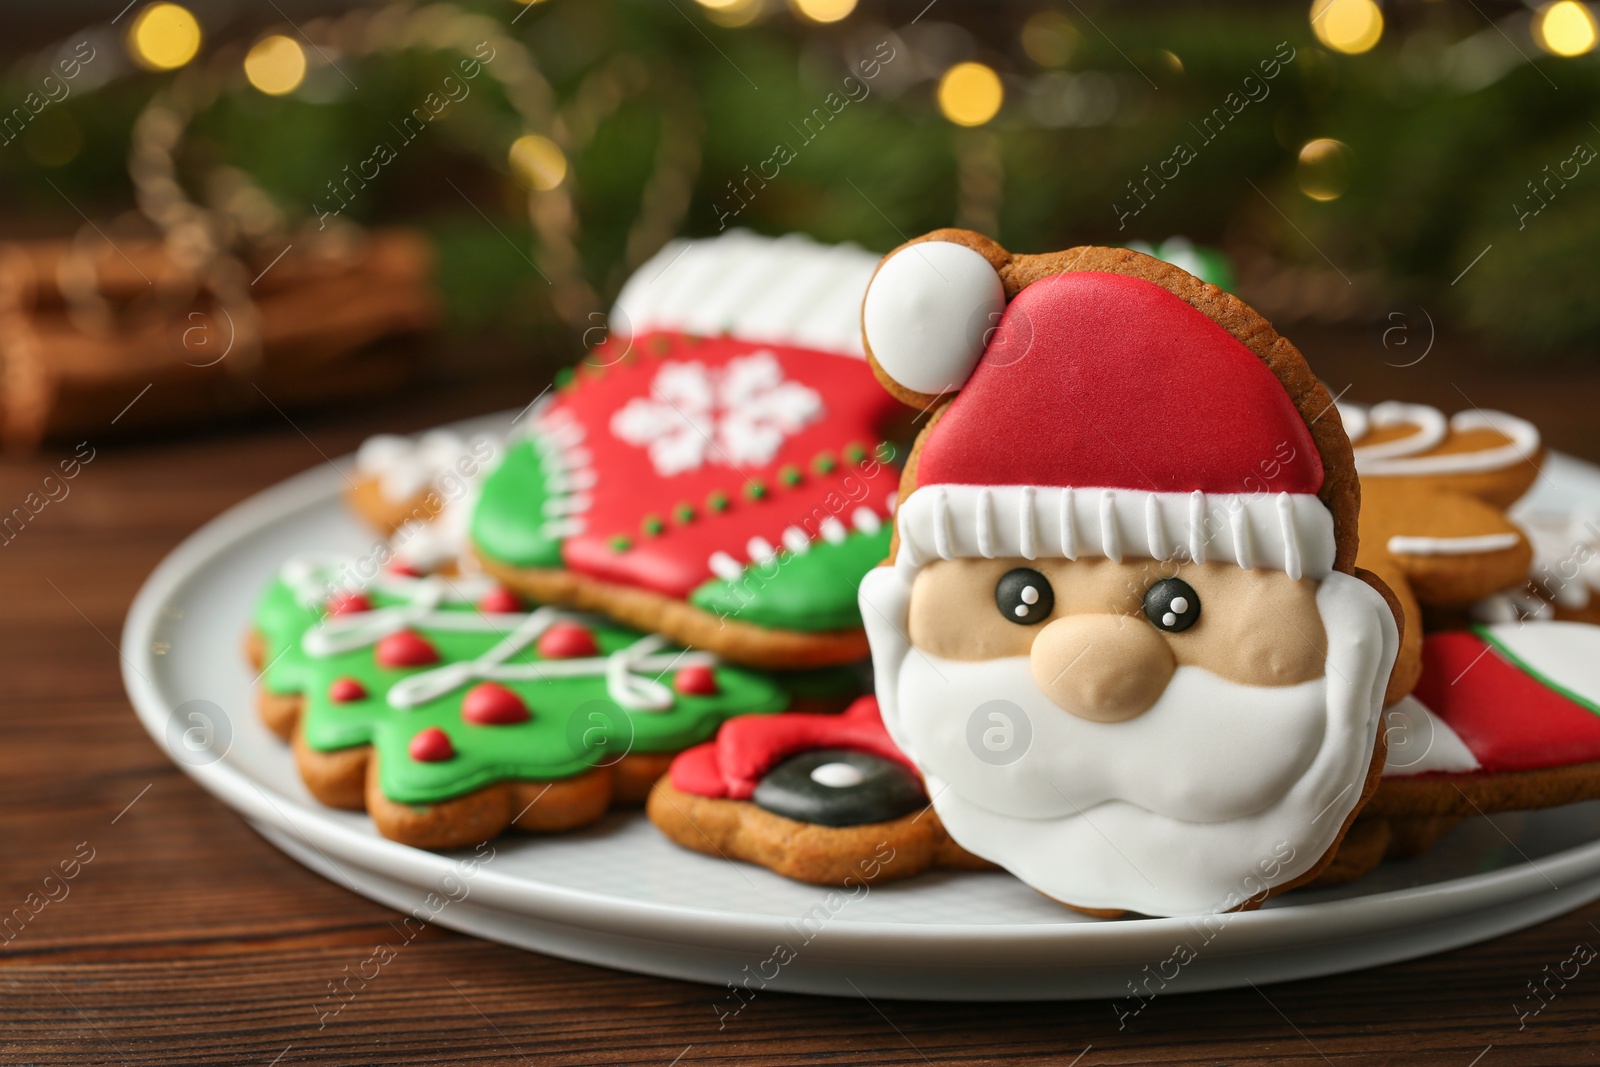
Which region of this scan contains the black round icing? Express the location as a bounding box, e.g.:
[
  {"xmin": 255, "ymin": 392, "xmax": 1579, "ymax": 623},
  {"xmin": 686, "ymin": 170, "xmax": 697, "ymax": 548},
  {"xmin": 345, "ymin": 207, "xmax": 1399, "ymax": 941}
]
[
  {"xmin": 1144, "ymin": 577, "xmax": 1201, "ymax": 633},
  {"xmin": 752, "ymin": 749, "xmax": 927, "ymax": 828},
  {"xmin": 994, "ymin": 567, "xmax": 1054, "ymax": 626}
]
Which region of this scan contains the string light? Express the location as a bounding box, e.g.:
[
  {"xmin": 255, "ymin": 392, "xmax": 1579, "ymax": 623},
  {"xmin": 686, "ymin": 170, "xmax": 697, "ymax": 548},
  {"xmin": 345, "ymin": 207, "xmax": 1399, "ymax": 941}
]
[
  {"xmin": 694, "ymin": 0, "xmax": 748, "ymax": 16},
  {"xmin": 1533, "ymin": 1, "xmax": 1598, "ymax": 56},
  {"xmin": 1297, "ymin": 138, "xmax": 1354, "ymax": 201},
  {"xmin": 127, "ymin": 3, "xmax": 202, "ymax": 71},
  {"xmin": 244, "ymin": 35, "xmax": 307, "ymax": 96},
  {"xmin": 703, "ymin": 0, "xmax": 763, "ymax": 27},
  {"xmin": 1309, "ymin": 0, "xmax": 1383, "ymax": 55},
  {"xmin": 938, "ymin": 62, "xmax": 1004, "ymax": 127},
  {"xmin": 789, "ymin": 0, "xmax": 856, "ymax": 23},
  {"xmin": 510, "ymin": 134, "xmax": 568, "ymax": 191}
]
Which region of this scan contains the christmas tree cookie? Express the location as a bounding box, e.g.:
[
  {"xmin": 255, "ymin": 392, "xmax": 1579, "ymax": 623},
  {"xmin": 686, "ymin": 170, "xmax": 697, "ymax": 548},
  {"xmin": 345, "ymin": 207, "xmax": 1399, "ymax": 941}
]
[
  {"xmin": 468, "ymin": 231, "xmax": 904, "ymax": 669},
  {"xmin": 248, "ymin": 555, "xmax": 816, "ymax": 848}
]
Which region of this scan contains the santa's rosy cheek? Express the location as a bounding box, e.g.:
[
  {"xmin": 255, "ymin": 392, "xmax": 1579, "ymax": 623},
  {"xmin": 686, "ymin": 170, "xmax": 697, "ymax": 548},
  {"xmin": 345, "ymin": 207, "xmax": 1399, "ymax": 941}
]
[
  {"xmin": 1149, "ymin": 564, "xmax": 1329, "ymax": 688},
  {"xmin": 908, "ymin": 562, "xmax": 1039, "ymax": 660}
]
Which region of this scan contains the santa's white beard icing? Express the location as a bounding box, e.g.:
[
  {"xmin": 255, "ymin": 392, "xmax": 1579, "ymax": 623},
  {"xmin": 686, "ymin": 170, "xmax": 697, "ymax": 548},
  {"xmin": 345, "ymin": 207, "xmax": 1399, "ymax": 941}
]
[
  {"xmin": 854, "ymin": 236, "xmax": 1402, "ymax": 917},
  {"xmin": 861, "ymin": 561, "xmax": 1396, "ymax": 917}
]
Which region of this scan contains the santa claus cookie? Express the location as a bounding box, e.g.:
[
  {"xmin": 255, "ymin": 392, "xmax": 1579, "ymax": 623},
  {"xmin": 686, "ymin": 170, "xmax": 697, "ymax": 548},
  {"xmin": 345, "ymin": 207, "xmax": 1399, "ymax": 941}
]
[
  {"xmin": 650, "ymin": 694, "xmax": 1404, "ymax": 892},
  {"xmin": 1317, "ymin": 616, "xmax": 1600, "ymax": 881},
  {"xmin": 246, "ymin": 554, "xmax": 852, "ymax": 848},
  {"xmin": 1337, "ymin": 400, "xmax": 1542, "ymax": 696},
  {"xmin": 648, "ymin": 695, "xmax": 991, "ymax": 886},
  {"xmin": 468, "ymin": 232, "xmax": 904, "ymax": 670},
  {"xmin": 856, "ymin": 230, "xmax": 1401, "ymax": 917},
  {"xmin": 1370, "ymin": 619, "xmax": 1600, "ymax": 818}
]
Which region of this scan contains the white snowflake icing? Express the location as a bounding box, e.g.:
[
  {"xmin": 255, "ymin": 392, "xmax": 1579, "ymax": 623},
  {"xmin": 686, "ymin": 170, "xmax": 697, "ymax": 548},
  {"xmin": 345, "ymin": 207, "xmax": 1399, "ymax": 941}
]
[{"xmin": 608, "ymin": 351, "xmax": 824, "ymax": 476}]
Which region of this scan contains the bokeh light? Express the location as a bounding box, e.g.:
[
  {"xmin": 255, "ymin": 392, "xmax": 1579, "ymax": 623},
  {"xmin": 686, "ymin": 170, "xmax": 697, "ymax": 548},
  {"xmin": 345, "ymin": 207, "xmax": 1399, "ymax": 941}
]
[
  {"xmin": 789, "ymin": 0, "xmax": 856, "ymax": 24},
  {"xmin": 1020, "ymin": 11, "xmax": 1079, "ymax": 68},
  {"xmin": 1533, "ymin": 1, "xmax": 1598, "ymax": 56},
  {"xmin": 703, "ymin": 0, "xmax": 763, "ymax": 27},
  {"xmin": 128, "ymin": 3, "xmax": 202, "ymax": 71},
  {"xmin": 244, "ymin": 35, "xmax": 307, "ymax": 96},
  {"xmin": 509, "ymin": 134, "xmax": 569, "ymax": 191},
  {"xmin": 1297, "ymin": 138, "xmax": 1354, "ymax": 201},
  {"xmin": 1309, "ymin": 0, "xmax": 1384, "ymax": 55},
  {"xmin": 938, "ymin": 62, "xmax": 1004, "ymax": 127}
]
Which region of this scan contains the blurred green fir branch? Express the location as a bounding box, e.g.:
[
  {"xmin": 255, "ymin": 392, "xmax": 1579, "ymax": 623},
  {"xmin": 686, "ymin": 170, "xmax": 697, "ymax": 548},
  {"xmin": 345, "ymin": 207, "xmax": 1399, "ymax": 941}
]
[{"xmin": 0, "ymin": 0, "xmax": 1594, "ymax": 358}]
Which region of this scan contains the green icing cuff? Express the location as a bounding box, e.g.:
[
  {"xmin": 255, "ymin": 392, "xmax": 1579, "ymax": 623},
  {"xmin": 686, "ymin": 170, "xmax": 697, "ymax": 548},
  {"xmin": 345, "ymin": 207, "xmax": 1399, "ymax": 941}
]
[
  {"xmin": 470, "ymin": 438, "xmax": 565, "ymax": 568},
  {"xmin": 688, "ymin": 524, "xmax": 892, "ymax": 632}
]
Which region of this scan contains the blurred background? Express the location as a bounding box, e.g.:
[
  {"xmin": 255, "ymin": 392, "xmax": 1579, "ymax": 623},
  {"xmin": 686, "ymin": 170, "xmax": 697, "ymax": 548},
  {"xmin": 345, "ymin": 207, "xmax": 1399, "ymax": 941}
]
[{"xmin": 1, "ymin": 0, "xmax": 1597, "ymax": 451}]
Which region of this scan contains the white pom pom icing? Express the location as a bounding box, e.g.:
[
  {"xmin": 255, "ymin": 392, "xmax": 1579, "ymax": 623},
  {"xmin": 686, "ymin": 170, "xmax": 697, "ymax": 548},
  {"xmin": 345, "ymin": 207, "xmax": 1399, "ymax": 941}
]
[{"xmin": 861, "ymin": 240, "xmax": 1006, "ymax": 396}]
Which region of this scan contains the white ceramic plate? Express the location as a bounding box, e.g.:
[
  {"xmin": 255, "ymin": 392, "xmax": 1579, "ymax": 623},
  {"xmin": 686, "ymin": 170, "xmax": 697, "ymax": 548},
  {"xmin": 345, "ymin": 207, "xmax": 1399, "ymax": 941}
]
[{"xmin": 122, "ymin": 429, "xmax": 1600, "ymax": 1000}]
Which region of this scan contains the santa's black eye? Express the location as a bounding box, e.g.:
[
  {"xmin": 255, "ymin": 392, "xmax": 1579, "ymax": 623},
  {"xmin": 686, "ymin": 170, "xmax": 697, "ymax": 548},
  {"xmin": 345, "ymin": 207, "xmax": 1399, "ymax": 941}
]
[
  {"xmin": 1144, "ymin": 577, "xmax": 1200, "ymax": 633},
  {"xmin": 995, "ymin": 568, "xmax": 1053, "ymax": 625}
]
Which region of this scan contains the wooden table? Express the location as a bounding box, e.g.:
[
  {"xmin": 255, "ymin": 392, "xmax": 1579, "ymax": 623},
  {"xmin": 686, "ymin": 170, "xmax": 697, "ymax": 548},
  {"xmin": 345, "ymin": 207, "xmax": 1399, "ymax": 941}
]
[{"xmin": 7, "ymin": 339, "xmax": 1600, "ymax": 1066}]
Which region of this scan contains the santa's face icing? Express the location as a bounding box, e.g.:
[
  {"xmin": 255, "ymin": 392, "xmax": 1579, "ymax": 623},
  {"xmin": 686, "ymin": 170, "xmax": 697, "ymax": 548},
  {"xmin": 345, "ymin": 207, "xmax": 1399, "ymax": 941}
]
[
  {"xmin": 862, "ymin": 552, "xmax": 1396, "ymax": 917},
  {"xmin": 856, "ymin": 238, "xmax": 1401, "ymax": 916}
]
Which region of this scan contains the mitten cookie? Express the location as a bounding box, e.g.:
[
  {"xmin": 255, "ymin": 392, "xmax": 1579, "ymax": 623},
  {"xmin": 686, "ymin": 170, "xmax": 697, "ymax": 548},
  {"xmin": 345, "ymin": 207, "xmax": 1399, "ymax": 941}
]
[
  {"xmin": 648, "ymin": 696, "xmax": 990, "ymax": 886},
  {"xmin": 855, "ymin": 230, "xmax": 1400, "ymax": 917},
  {"xmin": 468, "ymin": 232, "xmax": 905, "ymax": 670},
  {"xmin": 246, "ymin": 554, "xmax": 855, "ymax": 848}
]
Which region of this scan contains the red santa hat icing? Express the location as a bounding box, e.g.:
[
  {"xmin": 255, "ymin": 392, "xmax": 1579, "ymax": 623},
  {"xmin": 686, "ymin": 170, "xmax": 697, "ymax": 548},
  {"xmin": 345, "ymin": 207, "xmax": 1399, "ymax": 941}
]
[{"xmin": 862, "ymin": 240, "xmax": 1338, "ymax": 579}]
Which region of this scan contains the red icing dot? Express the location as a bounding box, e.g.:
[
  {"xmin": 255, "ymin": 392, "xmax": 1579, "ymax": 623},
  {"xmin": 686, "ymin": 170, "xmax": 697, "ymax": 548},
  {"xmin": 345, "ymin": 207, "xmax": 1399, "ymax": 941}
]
[
  {"xmin": 673, "ymin": 665, "xmax": 719, "ymax": 696},
  {"xmin": 537, "ymin": 622, "xmax": 599, "ymax": 659},
  {"xmin": 388, "ymin": 562, "xmax": 424, "ymax": 578},
  {"xmin": 327, "ymin": 592, "xmax": 372, "ymax": 616},
  {"xmin": 478, "ymin": 586, "xmax": 522, "ymax": 614},
  {"xmin": 409, "ymin": 727, "xmax": 455, "ymax": 762},
  {"xmin": 328, "ymin": 677, "xmax": 367, "ymax": 703},
  {"xmin": 376, "ymin": 630, "xmax": 440, "ymax": 667},
  {"xmin": 461, "ymin": 682, "xmax": 531, "ymax": 725}
]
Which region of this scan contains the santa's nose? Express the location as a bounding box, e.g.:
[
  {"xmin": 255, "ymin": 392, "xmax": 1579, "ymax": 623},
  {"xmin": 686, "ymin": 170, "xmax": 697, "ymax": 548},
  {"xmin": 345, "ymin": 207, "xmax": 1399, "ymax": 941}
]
[{"xmin": 1028, "ymin": 614, "xmax": 1175, "ymax": 722}]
